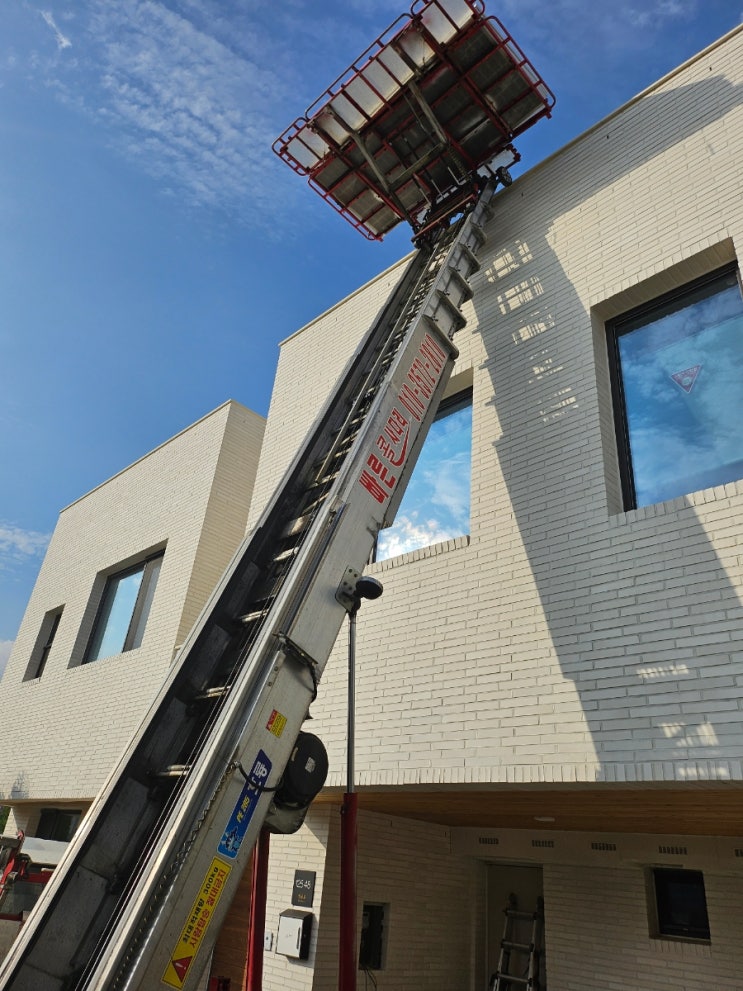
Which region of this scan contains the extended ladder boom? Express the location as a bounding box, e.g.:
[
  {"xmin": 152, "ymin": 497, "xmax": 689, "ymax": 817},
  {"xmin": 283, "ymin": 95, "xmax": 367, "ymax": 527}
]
[{"xmin": 0, "ymin": 183, "xmax": 495, "ymax": 991}]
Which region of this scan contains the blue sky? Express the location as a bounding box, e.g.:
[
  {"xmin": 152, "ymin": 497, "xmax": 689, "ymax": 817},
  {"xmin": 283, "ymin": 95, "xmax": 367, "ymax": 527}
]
[{"xmin": 1, "ymin": 0, "xmax": 741, "ymax": 673}]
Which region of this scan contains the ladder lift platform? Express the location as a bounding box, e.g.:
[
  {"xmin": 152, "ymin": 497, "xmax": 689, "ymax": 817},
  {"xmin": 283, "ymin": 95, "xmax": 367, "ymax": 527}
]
[
  {"xmin": 0, "ymin": 3, "xmax": 554, "ymax": 989},
  {"xmin": 274, "ymin": 0, "xmax": 554, "ymax": 240}
]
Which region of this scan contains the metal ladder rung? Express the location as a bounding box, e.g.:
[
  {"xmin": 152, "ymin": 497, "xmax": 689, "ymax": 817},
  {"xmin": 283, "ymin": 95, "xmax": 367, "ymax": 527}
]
[
  {"xmin": 494, "ymin": 974, "xmax": 528, "ymax": 987},
  {"xmin": 281, "ymin": 515, "xmax": 313, "ymax": 539},
  {"xmin": 155, "ymin": 765, "xmax": 191, "ymax": 779},
  {"xmin": 297, "ymin": 493, "xmax": 329, "ymax": 519},
  {"xmin": 240, "ymin": 607, "xmax": 268, "ymax": 624},
  {"xmin": 309, "ymin": 469, "xmax": 340, "ymax": 489},
  {"xmin": 191, "ymin": 686, "xmax": 229, "ymax": 703},
  {"xmin": 501, "ymin": 941, "xmax": 533, "ymax": 952}
]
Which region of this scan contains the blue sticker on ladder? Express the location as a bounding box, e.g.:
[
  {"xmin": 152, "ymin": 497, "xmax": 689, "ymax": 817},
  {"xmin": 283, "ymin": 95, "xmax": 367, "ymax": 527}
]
[{"xmin": 217, "ymin": 750, "xmax": 272, "ymax": 859}]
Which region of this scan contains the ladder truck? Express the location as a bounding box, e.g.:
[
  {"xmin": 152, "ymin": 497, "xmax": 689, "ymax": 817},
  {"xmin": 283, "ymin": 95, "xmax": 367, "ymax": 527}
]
[{"xmin": 0, "ymin": 2, "xmax": 553, "ymax": 988}]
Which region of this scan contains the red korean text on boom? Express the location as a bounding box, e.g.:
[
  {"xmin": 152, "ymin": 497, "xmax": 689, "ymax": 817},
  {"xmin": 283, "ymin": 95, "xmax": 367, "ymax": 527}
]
[{"xmin": 358, "ymin": 333, "xmax": 447, "ymax": 505}]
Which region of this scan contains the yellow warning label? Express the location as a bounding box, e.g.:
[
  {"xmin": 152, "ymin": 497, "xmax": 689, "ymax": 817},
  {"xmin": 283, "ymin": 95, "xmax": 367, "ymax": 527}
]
[
  {"xmin": 162, "ymin": 857, "xmax": 232, "ymax": 989},
  {"xmin": 267, "ymin": 709, "xmax": 287, "ymax": 737}
]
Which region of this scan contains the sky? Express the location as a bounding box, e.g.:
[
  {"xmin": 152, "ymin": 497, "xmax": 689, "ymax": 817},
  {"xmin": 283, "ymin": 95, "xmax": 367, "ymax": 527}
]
[{"xmin": 1, "ymin": 0, "xmax": 741, "ymax": 674}]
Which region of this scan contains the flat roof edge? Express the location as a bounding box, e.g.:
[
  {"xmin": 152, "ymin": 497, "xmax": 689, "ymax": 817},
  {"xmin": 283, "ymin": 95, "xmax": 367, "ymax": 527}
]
[
  {"xmin": 523, "ymin": 22, "xmax": 743, "ymax": 182},
  {"xmin": 60, "ymin": 400, "xmax": 263, "ymax": 514}
]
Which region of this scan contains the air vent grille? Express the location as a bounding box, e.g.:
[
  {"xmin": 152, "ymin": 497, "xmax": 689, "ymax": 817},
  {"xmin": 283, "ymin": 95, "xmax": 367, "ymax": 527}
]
[
  {"xmin": 734, "ymin": 848, "xmax": 743, "ymax": 858},
  {"xmin": 591, "ymin": 841, "xmax": 617, "ymax": 852},
  {"xmin": 658, "ymin": 845, "xmax": 687, "ymax": 856},
  {"xmin": 532, "ymin": 839, "xmax": 554, "ymax": 848},
  {"xmin": 478, "ymin": 837, "xmax": 499, "ymax": 846}
]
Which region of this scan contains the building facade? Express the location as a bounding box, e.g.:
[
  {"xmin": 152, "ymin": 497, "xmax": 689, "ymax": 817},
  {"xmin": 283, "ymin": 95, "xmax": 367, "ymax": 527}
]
[
  {"xmin": 0, "ymin": 400, "xmax": 265, "ymax": 831},
  {"xmin": 247, "ymin": 24, "xmax": 743, "ymax": 991},
  {"xmin": 2, "ymin": 24, "xmax": 743, "ymax": 991}
]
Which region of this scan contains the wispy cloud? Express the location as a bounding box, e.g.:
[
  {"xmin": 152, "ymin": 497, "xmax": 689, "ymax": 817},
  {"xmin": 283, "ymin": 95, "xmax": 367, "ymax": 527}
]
[
  {"xmin": 83, "ymin": 0, "xmax": 290, "ymax": 218},
  {"xmin": 0, "ymin": 522, "xmax": 51, "ymax": 567},
  {"xmin": 40, "ymin": 9, "xmax": 72, "ymax": 50},
  {"xmin": 494, "ymin": 0, "xmax": 698, "ymax": 56}
]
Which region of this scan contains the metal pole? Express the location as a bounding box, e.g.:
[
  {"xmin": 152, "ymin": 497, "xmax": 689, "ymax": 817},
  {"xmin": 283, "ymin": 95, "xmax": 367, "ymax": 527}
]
[
  {"xmin": 246, "ymin": 828, "xmax": 270, "ymax": 991},
  {"xmin": 339, "ymin": 605, "xmax": 359, "ymax": 991},
  {"xmin": 346, "ymin": 609, "xmax": 357, "ymax": 793}
]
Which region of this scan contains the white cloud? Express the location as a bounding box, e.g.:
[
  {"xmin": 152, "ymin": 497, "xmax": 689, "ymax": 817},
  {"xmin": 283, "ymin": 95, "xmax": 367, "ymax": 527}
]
[
  {"xmin": 424, "ymin": 451, "xmax": 470, "ymax": 528},
  {"xmin": 377, "ymin": 513, "xmax": 458, "ymax": 559},
  {"xmin": 0, "ymin": 641, "xmax": 12, "ymax": 680},
  {"xmin": 40, "ymin": 10, "xmax": 72, "ymax": 50},
  {"xmin": 83, "ymin": 0, "xmax": 286, "ymax": 217},
  {"xmin": 0, "ymin": 522, "xmax": 51, "ymax": 567}
]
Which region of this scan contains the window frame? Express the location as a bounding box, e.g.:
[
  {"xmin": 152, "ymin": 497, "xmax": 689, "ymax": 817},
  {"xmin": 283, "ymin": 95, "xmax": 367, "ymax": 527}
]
[
  {"xmin": 82, "ymin": 551, "xmax": 164, "ymax": 664},
  {"xmin": 607, "ymin": 263, "xmax": 743, "ymax": 510},
  {"xmin": 24, "ymin": 607, "xmax": 64, "ymax": 681},
  {"xmin": 36, "ymin": 807, "xmax": 82, "ymax": 842},
  {"xmin": 647, "ymin": 867, "xmax": 711, "ymax": 943}
]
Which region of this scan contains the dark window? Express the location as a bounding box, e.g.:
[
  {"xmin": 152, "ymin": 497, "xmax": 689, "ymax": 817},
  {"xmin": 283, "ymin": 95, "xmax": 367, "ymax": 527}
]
[
  {"xmin": 359, "ymin": 902, "xmax": 388, "ymax": 971},
  {"xmin": 651, "ymin": 868, "xmax": 710, "ymax": 941},
  {"xmin": 376, "ymin": 388, "xmax": 472, "ymax": 560},
  {"xmin": 83, "ymin": 552, "xmax": 163, "ymax": 663},
  {"xmin": 607, "ymin": 265, "xmax": 743, "ymax": 509},
  {"xmin": 24, "ymin": 607, "xmax": 63, "ymax": 681},
  {"xmin": 36, "ymin": 808, "xmax": 82, "ymax": 842}
]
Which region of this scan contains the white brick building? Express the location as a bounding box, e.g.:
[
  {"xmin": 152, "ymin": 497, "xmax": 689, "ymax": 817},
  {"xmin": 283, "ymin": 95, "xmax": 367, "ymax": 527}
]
[
  {"xmin": 2, "ymin": 24, "xmax": 743, "ymax": 991},
  {"xmin": 0, "ymin": 401, "xmax": 265, "ymax": 829},
  {"xmin": 248, "ymin": 24, "xmax": 743, "ymax": 991}
]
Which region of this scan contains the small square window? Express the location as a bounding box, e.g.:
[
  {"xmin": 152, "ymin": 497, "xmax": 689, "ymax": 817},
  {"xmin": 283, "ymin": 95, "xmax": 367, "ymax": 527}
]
[
  {"xmin": 607, "ymin": 265, "xmax": 743, "ymax": 509},
  {"xmin": 376, "ymin": 388, "xmax": 472, "ymax": 560},
  {"xmin": 24, "ymin": 607, "xmax": 64, "ymax": 681},
  {"xmin": 83, "ymin": 552, "xmax": 163, "ymax": 663},
  {"xmin": 649, "ymin": 868, "xmax": 710, "ymax": 942}
]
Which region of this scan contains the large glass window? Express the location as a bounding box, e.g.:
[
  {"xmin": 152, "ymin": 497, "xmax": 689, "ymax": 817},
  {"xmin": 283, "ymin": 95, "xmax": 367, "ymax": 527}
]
[
  {"xmin": 608, "ymin": 265, "xmax": 743, "ymax": 509},
  {"xmin": 83, "ymin": 552, "xmax": 163, "ymax": 663},
  {"xmin": 376, "ymin": 389, "xmax": 472, "ymax": 561}
]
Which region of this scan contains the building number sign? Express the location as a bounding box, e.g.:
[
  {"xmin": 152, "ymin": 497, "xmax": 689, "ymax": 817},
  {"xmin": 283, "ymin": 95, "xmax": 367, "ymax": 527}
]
[{"xmin": 292, "ymin": 870, "xmax": 316, "ymax": 908}]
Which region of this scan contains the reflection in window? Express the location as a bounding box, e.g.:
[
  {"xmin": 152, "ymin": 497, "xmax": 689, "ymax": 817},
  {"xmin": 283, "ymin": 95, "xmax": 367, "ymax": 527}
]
[
  {"xmin": 376, "ymin": 390, "xmax": 472, "ymax": 561},
  {"xmin": 608, "ymin": 266, "xmax": 743, "ymax": 509},
  {"xmin": 84, "ymin": 553, "xmax": 163, "ymax": 663}
]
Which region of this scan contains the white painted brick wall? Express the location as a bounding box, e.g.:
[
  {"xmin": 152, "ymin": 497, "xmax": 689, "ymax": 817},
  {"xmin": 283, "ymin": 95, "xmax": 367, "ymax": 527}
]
[
  {"xmin": 249, "ymin": 27, "xmax": 743, "ymax": 791},
  {"xmin": 545, "ymin": 864, "xmax": 743, "ymax": 991},
  {"xmin": 270, "ymin": 809, "xmax": 483, "ymax": 991},
  {"xmin": 0, "ymin": 401, "xmax": 264, "ymax": 805}
]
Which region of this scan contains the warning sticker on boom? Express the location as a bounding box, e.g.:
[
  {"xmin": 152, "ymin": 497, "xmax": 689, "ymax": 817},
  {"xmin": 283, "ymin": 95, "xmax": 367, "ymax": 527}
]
[
  {"xmin": 162, "ymin": 857, "xmax": 231, "ymax": 989},
  {"xmin": 217, "ymin": 749, "xmax": 272, "ymax": 859}
]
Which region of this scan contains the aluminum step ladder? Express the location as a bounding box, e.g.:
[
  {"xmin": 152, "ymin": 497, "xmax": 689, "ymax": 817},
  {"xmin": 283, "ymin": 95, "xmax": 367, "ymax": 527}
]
[
  {"xmin": 490, "ymin": 894, "xmax": 544, "ymax": 991},
  {"xmin": 0, "ymin": 182, "xmax": 496, "ymax": 991}
]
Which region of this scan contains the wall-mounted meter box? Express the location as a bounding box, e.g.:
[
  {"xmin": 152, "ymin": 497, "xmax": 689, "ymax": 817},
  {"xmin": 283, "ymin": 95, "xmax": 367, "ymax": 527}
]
[{"xmin": 277, "ymin": 909, "xmax": 313, "ymax": 960}]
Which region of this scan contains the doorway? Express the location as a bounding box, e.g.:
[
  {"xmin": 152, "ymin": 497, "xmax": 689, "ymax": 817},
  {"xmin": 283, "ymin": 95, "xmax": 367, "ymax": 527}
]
[{"xmin": 486, "ymin": 864, "xmax": 545, "ymax": 990}]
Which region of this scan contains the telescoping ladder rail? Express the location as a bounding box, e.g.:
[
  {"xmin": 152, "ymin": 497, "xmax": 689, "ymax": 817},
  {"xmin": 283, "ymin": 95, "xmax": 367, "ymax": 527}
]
[
  {"xmin": 0, "ymin": 181, "xmax": 496, "ymax": 991},
  {"xmin": 490, "ymin": 894, "xmax": 544, "ymax": 991}
]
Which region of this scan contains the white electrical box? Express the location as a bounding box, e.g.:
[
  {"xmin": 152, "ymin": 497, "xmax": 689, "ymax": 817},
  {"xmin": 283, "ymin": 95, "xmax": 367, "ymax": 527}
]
[{"xmin": 276, "ymin": 909, "xmax": 313, "ymax": 960}]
